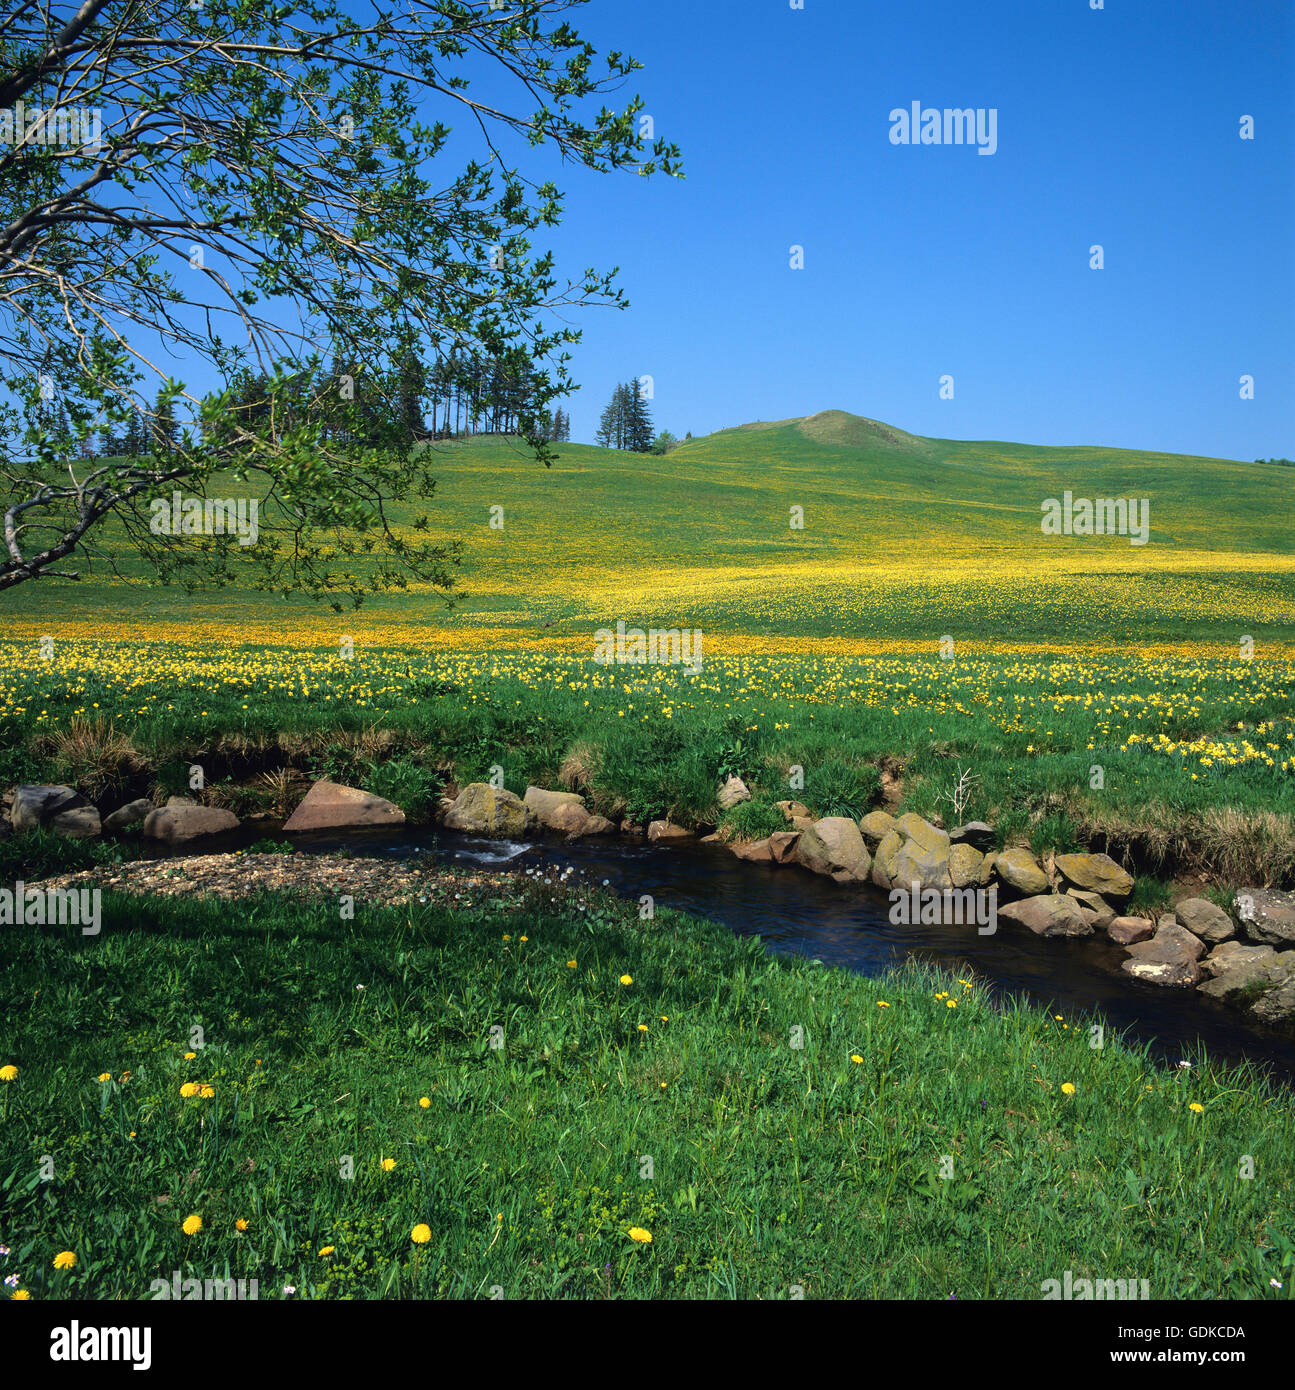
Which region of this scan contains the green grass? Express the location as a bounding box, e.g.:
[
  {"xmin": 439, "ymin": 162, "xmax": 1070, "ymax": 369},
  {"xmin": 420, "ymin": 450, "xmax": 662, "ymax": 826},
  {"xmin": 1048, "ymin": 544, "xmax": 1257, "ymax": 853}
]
[{"xmin": 1, "ymin": 877, "xmax": 1293, "ymax": 1300}]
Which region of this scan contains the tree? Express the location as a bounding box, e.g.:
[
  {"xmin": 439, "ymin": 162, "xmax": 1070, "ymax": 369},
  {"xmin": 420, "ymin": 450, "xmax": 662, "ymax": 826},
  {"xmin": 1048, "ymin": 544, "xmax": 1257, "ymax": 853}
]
[
  {"xmin": 0, "ymin": 1, "xmax": 681, "ymax": 596},
  {"xmin": 650, "ymin": 430, "xmax": 677, "ymax": 454},
  {"xmin": 624, "ymin": 377, "xmax": 654, "ymax": 452}
]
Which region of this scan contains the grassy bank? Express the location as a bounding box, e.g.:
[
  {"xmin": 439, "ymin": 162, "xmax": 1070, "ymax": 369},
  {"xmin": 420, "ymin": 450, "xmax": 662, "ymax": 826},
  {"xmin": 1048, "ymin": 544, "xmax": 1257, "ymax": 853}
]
[
  {"xmin": 2, "ymin": 641, "xmax": 1293, "ymax": 885},
  {"xmin": 1, "ymin": 871, "xmax": 1292, "ymax": 1300}
]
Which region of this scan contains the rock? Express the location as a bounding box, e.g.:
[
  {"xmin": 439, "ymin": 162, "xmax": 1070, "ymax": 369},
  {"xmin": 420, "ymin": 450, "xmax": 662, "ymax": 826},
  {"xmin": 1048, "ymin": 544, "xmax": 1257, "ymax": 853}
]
[
  {"xmin": 892, "ymin": 813, "xmax": 950, "ymax": 855},
  {"xmin": 732, "ymin": 837, "xmax": 774, "ymax": 863},
  {"xmin": 1121, "ymin": 922, "xmax": 1206, "ymax": 988},
  {"xmin": 1252, "ymin": 974, "xmax": 1295, "ymax": 1025},
  {"xmin": 51, "ymin": 805, "xmax": 101, "ymax": 839},
  {"xmin": 870, "ymin": 829, "xmax": 904, "ymax": 888},
  {"xmin": 791, "ymin": 816, "xmax": 815, "ymax": 831},
  {"xmin": 1054, "ymin": 852, "xmax": 1134, "ymax": 900},
  {"xmin": 979, "ymin": 851, "xmax": 997, "ymax": 885},
  {"xmin": 103, "ymin": 798, "xmax": 153, "ymax": 832},
  {"xmin": 1107, "ymin": 916, "xmax": 1154, "ymax": 945},
  {"xmin": 795, "ymin": 817, "xmax": 872, "ymax": 883},
  {"xmin": 647, "ymin": 820, "xmax": 692, "ymax": 843},
  {"xmin": 1200, "ymin": 940, "xmax": 1276, "ymax": 981},
  {"xmin": 443, "ymin": 784, "xmax": 532, "ymax": 836},
  {"xmin": 524, "ymin": 786, "xmax": 586, "ymax": 827},
  {"xmin": 573, "ymin": 814, "xmax": 616, "ymax": 838},
  {"xmin": 283, "ymin": 780, "xmax": 406, "ymax": 833},
  {"xmin": 621, "ymin": 819, "xmax": 644, "ymax": 836},
  {"xmin": 995, "ymin": 847, "xmax": 1049, "ymax": 896},
  {"xmin": 717, "ymin": 776, "xmax": 751, "ymax": 811},
  {"xmin": 997, "ymin": 894, "xmax": 1093, "ymax": 937},
  {"xmin": 890, "ymin": 841, "xmax": 952, "ymax": 891},
  {"xmin": 769, "ymin": 831, "xmax": 800, "ymax": 864},
  {"xmin": 11, "ymin": 784, "xmax": 85, "ymax": 833},
  {"xmin": 1198, "ymin": 946, "xmax": 1295, "ymax": 1009},
  {"xmin": 1236, "ymin": 889, "xmax": 1295, "ymax": 948},
  {"xmin": 949, "ymin": 821, "xmax": 996, "ymax": 850},
  {"xmin": 142, "ymin": 797, "xmax": 240, "ymax": 844},
  {"xmin": 776, "ymin": 800, "xmax": 812, "ymax": 823},
  {"xmin": 948, "ymin": 843, "xmax": 985, "ymax": 889},
  {"xmin": 1064, "ymin": 888, "xmax": 1115, "ymax": 930},
  {"xmin": 858, "ymin": 810, "xmax": 897, "ymax": 847},
  {"xmin": 1173, "ymin": 897, "xmax": 1235, "ymax": 945}
]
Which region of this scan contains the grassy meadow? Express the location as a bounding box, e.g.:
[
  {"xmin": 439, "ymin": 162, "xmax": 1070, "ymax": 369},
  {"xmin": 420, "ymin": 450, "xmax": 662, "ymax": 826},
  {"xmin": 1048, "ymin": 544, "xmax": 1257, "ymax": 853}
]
[{"xmin": 2, "ymin": 878, "xmax": 1293, "ymax": 1300}]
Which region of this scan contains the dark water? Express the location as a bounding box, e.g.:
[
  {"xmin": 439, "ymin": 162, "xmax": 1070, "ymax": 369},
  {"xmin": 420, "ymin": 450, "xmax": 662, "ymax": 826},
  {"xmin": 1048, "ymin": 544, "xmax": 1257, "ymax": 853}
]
[{"xmin": 202, "ymin": 822, "xmax": 1295, "ymax": 1087}]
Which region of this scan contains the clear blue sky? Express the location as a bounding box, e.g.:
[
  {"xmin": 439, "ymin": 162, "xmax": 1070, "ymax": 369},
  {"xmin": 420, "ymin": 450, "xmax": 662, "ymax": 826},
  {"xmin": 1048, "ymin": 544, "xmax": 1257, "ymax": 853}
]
[{"xmin": 531, "ymin": 0, "xmax": 1293, "ymax": 459}]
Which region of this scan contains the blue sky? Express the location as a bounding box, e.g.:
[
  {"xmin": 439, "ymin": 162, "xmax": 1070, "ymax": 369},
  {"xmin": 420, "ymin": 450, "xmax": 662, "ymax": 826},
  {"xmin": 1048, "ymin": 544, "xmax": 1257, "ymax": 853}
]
[{"xmin": 527, "ymin": 0, "xmax": 1293, "ymax": 458}]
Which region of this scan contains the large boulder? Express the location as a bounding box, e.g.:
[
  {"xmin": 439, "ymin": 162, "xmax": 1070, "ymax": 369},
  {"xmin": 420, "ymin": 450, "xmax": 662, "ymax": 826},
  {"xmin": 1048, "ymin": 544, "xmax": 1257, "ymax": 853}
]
[
  {"xmin": 1054, "ymin": 852, "xmax": 1134, "ymax": 900},
  {"xmin": 283, "ymin": 780, "xmax": 405, "ymax": 833},
  {"xmin": 948, "ymin": 843, "xmax": 985, "ymax": 889},
  {"xmin": 51, "ymin": 805, "xmax": 101, "ymax": 839},
  {"xmin": 142, "ymin": 797, "xmax": 240, "ymax": 844},
  {"xmin": 717, "ymin": 776, "xmax": 751, "ymax": 811},
  {"xmin": 732, "ymin": 837, "xmax": 774, "ymax": 863},
  {"xmin": 795, "ymin": 817, "xmax": 872, "ymax": 884},
  {"xmin": 892, "ymin": 813, "xmax": 950, "ymax": 856},
  {"xmin": 869, "ymin": 829, "xmax": 904, "ymax": 888},
  {"xmin": 890, "ymin": 841, "xmax": 952, "ymax": 891},
  {"xmin": 444, "ymin": 784, "xmax": 532, "ymax": 836},
  {"xmin": 1121, "ymin": 921, "xmax": 1206, "ymax": 988},
  {"xmin": 1173, "ymin": 897, "xmax": 1236, "ymax": 945},
  {"xmin": 103, "ymin": 798, "xmax": 153, "ymax": 832},
  {"xmin": 522, "ymin": 786, "xmax": 613, "ymax": 837},
  {"xmin": 1198, "ymin": 945, "xmax": 1295, "ymax": 1022},
  {"xmin": 11, "ymin": 784, "xmax": 86, "ymax": 833},
  {"xmin": 1236, "ymin": 889, "xmax": 1295, "ymax": 948},
  {"xmin": 1199, "ymin": 940, "xmax": 1277, "ymax": 983},
  {"xmin": 995, "ymin": 847, "xmax": 1049, "ymax": 896},
  {"xmin": 997, "ymin": 894, "xmax": 1092, "ymax": 937},
  {"xmin": 858, "ymin": 810, "xmax": 897, "ymax": 848}
]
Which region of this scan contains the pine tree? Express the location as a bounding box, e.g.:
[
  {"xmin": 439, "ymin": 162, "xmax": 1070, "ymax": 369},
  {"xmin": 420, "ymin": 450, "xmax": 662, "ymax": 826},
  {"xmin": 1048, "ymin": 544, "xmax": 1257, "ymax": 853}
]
[
  {"xmin": 122, "ymin": 407, "xmax": 146, "ymax": 457},
  {"xmin": 624, "ymin": 376, "xmax": 654, "ymax": 451},
  {"xmin": 153, "ymin": 388, "xmax": 178, "ymax": 450}
]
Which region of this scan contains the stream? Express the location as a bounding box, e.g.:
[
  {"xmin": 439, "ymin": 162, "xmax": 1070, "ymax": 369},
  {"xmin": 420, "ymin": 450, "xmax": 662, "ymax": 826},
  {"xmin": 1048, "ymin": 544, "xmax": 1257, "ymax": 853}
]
[{"xmin": 192, "ymin": 822, "xmax": 1295, "ymax": 1087}]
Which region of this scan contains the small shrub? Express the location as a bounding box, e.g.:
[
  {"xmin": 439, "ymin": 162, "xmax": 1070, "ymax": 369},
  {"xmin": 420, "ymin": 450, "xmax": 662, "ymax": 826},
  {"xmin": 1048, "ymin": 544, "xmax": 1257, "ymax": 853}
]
[
  {"xmin": 363, "ymin": 758, "xmax": 443, "ymax": 824},
  {"xmin": 718, "ymin": 800, "xmax": 785, "ymax": 842}
]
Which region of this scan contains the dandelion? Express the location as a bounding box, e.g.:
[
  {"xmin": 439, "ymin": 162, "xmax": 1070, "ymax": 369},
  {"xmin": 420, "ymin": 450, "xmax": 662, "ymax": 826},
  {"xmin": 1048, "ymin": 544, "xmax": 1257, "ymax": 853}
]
[
  {"xmin": 97, "ymin": 1072, "xmax": 112, "ymax": 1082},
  {"xmin": 627, "ymin": 1227, "xmax": 652, "ymax": 1244},
  {"xmin": 318, "ymin": 1246, "xmax": 335, "ymax": 1257},
  {"xmin": 183, "ymin": 1051, "xmax": 197, "ymax": 1060},
  {"xmin": 637, "ymin": 1024, "xmax": 648, "ymax": 1033},
  {"xmin": 619, "ymin": 974, "xmax": 633, "ymax": 986},
  {"xmin": 566, "ymin": 960, "xmax": 577, "ymax": 969},
  {"xmin": 235, "ymin": 1219, "xmax": 249, "ymax": 1232},
  {"xmin": 1060, "ymin": 1083, "xmax": 1076, "ymax": 1095},
  {"xmin": 179, "ymin": 1082, "xmax": 199, "ymax": 1098},
  {"xmin": 411, "ymin": 1224, "xmax": 431, "ymax": 1244},
  {"xmin": 182, "ymin": 1215, "xmax": 202, "ymax": 1236},
  {"xmin": 520, "ymin": 935, "xmax": 528, "ymax": 942},
  {"xmin": 12, "ymin": 1289, "xmax": 30, "ymax": 1300},
  {"xmin": 198, "ymin": 1085, "xmax": 215, "ymax": 1099},
  {"xmin": 0, "ymin": 1065, "xmax": 16, "ymax": 1082},
  {"xmin": 1188, "ymin": 1102, "xmax": 1204, "ymax": 1114},
  {"xmin": 946, "ymin": 999, "xmax": 957, "ymax": 1009},
  {"xmin": 419, "ymin": 1097, "xmax": 430, "ymax": 1108},
  {"xmin": 876, "ymin": 1001, "xmax": 890, "ymax": 1008},
  {"xmin": 53, "ymin": 1251, "xmax": 76, "ymax": 1269},
  {"xmin": 381, "ymin": 1158, "xmax": 396, "ymax": 1171}
]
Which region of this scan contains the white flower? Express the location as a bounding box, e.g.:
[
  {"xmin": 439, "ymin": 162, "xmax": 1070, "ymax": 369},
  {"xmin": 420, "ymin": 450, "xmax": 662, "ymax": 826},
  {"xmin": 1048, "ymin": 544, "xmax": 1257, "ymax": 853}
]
[{"xmin": 1271, "ymin": 1279, "xmax": 1283, "ymax": 1289}]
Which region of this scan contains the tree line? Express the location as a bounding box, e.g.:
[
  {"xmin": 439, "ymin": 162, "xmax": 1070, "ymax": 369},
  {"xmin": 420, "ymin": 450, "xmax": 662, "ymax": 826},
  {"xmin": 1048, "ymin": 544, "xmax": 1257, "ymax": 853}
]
[{"xmin": 595, "ymin": 378, "xmax": 685, "ymax": 454}]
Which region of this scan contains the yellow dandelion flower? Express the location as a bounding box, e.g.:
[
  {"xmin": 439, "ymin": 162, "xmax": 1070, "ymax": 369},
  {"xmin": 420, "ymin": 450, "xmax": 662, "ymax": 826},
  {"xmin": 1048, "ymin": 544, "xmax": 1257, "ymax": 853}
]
[
  {"xmin": 12, "ymin": 1289, "xmax": 31, "ymax": 1299},
  {"xmin": 619, "ymin": 974, "xmax": 633, "ymax": 986},
  {"xmin": 1189, "ymin": 1102, "xmax": 1204, "ymax": 1114},
  {"xmin": 182, "ymin": 1215, "xmax": 202, "ymax": 1236},
  {"xmin": 179, "ymin": 1082, "xmax": 199, "ymax": 1098},
  {"xmin": 876, "ymin": 1001, "xmax": 890, "ymax": 1008},
  {"xmin": 627, "ymin": 1227, "xmax": 652, "ymax": 1244},
  {"xmin": 411, "ymin": 1224, "xmax": 431, "ymax": 1244},
  {"xmin": 235, "ymin": 1219, "xmax": 249, "ymax": 1232},
  {"xmin": 319, "ymin": 1246, "xmax": 335, "ymax": 1257},
  {"xmin": 419, "ymin": 1096, "xmax": 430, "ymax": 1108},
  {"xmin": 1060, "ymin": 1082, "xmax": 1076, "ymax": 1095},
  {"xmin": 637, "ymin": 1024, "xmax": 648, "ymax": 1032},
  {"xmin": 198, "ymin": 1085, "xmax": 215, "ymax": 1099},
  {"xmin": 0, "ymin": 1064, "xmax": 17, "ymax": 1082},
  {"xmin": 183, "ymin": 1051, "xmax": 197, "ymax": 1060},
  {"xmin": 52, "ymin": 1251, "xmax": 76, "ymax": 1269},
  {"xmin": 381, "ymin": 1157, "xmax": 396, "ymax": 1171},
  {"xmin": 96, "ymin": 1072, "xmax": 112, "ymax": 1082},
  {"xmin": 566, "ymin": 960, "xmax": 577, "ymax": 969}
]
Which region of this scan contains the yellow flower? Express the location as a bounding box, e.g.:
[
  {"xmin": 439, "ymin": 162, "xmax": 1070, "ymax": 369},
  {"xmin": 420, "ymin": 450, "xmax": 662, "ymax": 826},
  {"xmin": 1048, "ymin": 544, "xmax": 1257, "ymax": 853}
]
[
  {"xmin": 318, "ymin": 1245, "xmax": 335, "ymax": 1257},
  {"xmin": 627, "ymin": 1227, "xmax": 652, "ymax": 1244},
  {"xmin": 381, "ymin": 1158, "xmax": 396, "ymax": 1171},
  {"xmin": 418, "ymin": 1096, "xmax": 430, "ymax": 1108},
  {"xmin": 52, "ymin": 1251, "xmax": 76, "ymax": 1269},
  {"xmin": 235, "ymin": 1219, "xmax": 249, "ymax": 1232},
  {"xmin": 637, "ymin": 1024, "xmax": 649, "ymax": 1033},
  {"xmin": 0, "ymin": 1065, "xmax": 17, "ymax": 1082},
  {"xmin": 520, "ymin": 935, "xmax": 528, "ymax": 942},
  {"xmin": 182, "ymin": 1215, "xmax": 202, "ymax": 1236},
  {"xmin": 411, "ymin": 1224, "xmax": 431, "ymax": 1244},
  {"xmin": 660, "ymin": 1082, "xmax": 667, "ymax": 1089},
  {"xmin": 183, "ymin": 1051, "xmax": 197, "ymax": 1060},
  {"xmin": 502, "ymin": 934, "xmax": 511, "ymax": 942},
  {"xmin": 179, "ymin": 1082, "xmax": 199, "ymax": 1098},
  {"xmin": 12, "ymin": 1289, "xmax": 30, "ymax": 1299},
  {"xmin": 1060, "ymin": 1082, "xmax": 1076, "ymax": 1095},
  {"xmin": 1188, "ymin": 1102, "xmax": 1204, "ymax": 1114},
  {"xmin": 566, "ymin": 960, "xmax": 577, "ymax": 969},
  {"xmin": 850, "ymin": 1054, "xmax": 864, "ymax": 1064},
  {"xmin": 97, "ymin": 1072, "xmax": 112, "ymax": 1082},
  {"xmin": 876, "ymin": 1001, "xmax": 890, "ymax": 1008},
  {"xmin": 946, "ymin": 999, "xmax": 957, "ymax": 1009},
  {"xmin": 619, "ymin": 974, "xmax": 633, "ymax": 986},
  {"xmin": 660, "ymin": 1016, "xmax": 669, "ymax": 1022},
  {"xmin": 198, "ymin": 1085, "xmax": 215, "ymax": 1099}
]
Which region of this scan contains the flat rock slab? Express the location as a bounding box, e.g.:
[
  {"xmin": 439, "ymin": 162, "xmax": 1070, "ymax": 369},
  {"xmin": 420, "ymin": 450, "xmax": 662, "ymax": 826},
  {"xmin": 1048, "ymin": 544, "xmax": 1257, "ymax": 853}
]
[
  {"xmin": 283, "ymin": 780, "xmax": 405, "ymax": 833},
  {"xmin": 1107, "ymin": 916, "xmax": 1154, "ymax": 945},
  {"xmin": 1054, "ymin": 852, "xmax": 1134, "ymax": 900},
  {"xmin": 997, "ymin": 894, "xmax": 1092, "ymax": 937},
  {"xmin": 143, "ymin": 798, "xmax": 240, "ymax": 844}
]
